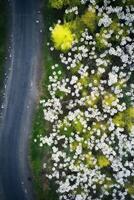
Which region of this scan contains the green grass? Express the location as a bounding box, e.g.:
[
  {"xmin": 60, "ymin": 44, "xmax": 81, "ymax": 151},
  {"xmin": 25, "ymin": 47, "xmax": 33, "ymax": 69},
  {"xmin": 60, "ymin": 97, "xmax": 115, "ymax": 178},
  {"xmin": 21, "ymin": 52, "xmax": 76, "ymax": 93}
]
[
  {"xmin": 30, "ymin": 104, "xmax": 59, "ymax": 200},
  {"xmin": 0, "ymin": 0, "xmax": 7, "ymax": 91},
  {"xmin": 30, "ymin": 105, "xmax": 46, "ymax": 200},
  {"xmin": 30, "ymin": 1, "xmax": 61, "ymax": 200}
]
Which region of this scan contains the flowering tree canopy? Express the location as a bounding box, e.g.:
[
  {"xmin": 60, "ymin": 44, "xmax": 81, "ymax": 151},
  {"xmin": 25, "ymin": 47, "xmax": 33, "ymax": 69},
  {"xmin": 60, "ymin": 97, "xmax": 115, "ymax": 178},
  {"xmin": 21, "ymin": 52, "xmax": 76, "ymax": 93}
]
[{"xmin": 35, "ymin": 0, "xmax": 134, "ymax": 199}]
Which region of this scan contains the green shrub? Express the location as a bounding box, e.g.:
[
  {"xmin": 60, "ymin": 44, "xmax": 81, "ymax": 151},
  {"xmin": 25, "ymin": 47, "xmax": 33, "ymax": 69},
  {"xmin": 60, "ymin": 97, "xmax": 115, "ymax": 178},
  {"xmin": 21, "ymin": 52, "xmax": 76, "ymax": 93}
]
[
  {"xmin": 125, "ymin": 0, "xmax": 134, "ymax": 5},
  {"xmin": 97, "ymin": 155, "xmax": 110, "ymax": 168},
  {"xmin": 113, "ymin": 107, "xmax": 134, "ymax": 132},
  {"xmin": 72, "ymin": 117, "xmax": 84, "ymax": 133},
  {"xmin": 49, "ymin": 0, "xmax": 80, "ymax": 9},
  {"xmin": 85, "ymin": 95, "xmax": 99, "ymax": 107},
  {"xmin": 70, "ymin": 62, "xmax": 82, "ymax": 74},
  {"xmin": 79, "ymin": 73, "xmax": 90, "ymax": 87},
  {"xmin": 96, "ymin": 29, "xmax": 108, "ymax": 50},
  {"xmin": 103, "ymin": 92, "xmax": 117, "ymax": 107},
  {"xmin": 109, "ymin": 21, "xmax": 128, "ymax": 44},
  {"xmin": 113, "ymin": 112, "xmax": 125, "ymax": 128},
  {"xmin": 85, "ymin": 152, "xmax": 95, "ymax": 168},
  {"xmin": 49, "ymin": 0, "xmax": 65, "ymax": 9},
  {"xmin": 125, "ymin": 183, "xmax": 134, "ymax": 196},
  {"xmin": 67, "ymin": 18, "xmax": 84, "ymax": 38},
  {"xmin": 81, "ymin": 8, "xmax": 97, "ymax": 33}
]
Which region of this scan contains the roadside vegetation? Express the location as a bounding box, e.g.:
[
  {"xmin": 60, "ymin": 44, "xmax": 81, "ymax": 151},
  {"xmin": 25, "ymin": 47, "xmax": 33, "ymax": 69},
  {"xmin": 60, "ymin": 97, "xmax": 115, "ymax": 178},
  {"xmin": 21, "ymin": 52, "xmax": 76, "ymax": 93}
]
[
  {"xmin": 0, "ymin": 0, "xmax": 7, "ymax": 92},
  {"xmin": 30, "ymin": 1, "xmax": 60, "ymax": 199},
  {"xmin": 31, "ymin": 0, "xmax": 134, "ymax": 200}
]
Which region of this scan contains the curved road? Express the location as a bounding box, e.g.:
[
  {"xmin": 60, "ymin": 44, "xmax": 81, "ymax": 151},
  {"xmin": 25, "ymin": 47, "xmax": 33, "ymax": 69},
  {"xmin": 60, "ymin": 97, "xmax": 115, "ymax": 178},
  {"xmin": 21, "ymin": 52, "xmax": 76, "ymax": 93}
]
[{"xmin": 0, "ymin": 0, "xmax": 43, "ymax": 199}]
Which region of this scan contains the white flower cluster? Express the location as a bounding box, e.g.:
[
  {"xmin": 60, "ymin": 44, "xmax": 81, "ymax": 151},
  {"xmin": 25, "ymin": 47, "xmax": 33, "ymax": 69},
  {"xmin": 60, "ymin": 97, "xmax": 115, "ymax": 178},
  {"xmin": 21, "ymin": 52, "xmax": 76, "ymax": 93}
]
[
  {"xmin": 43, "ymin": 97, "xmax": 63, "ymax": 123},
  {"xmin": 98, "ymin": 14, "xmax": 112, "ymax": 27},
  {"xmin": 65, "ymin": 7, "xmax": 78, "ymax": 15},
  {"xmin": 36, "ymin": 0, "xmax": 134, "ymax": 199}
]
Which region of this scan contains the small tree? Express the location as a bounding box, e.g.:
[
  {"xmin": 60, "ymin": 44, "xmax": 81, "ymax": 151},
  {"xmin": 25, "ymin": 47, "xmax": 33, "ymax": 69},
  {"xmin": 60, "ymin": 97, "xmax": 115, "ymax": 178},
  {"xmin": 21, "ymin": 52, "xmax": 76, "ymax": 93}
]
[{"xmin": 51, "ymin": 24, "xmax": 74, "ymax": 52}]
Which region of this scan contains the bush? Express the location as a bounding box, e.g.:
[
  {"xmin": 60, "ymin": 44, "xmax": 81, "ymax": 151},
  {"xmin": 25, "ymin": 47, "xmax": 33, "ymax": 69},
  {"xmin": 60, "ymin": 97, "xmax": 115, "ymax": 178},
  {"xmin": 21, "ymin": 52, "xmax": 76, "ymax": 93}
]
[
  {"xmin": 96, "ymin": 29, "xmax": 108, "ymax": 50},
  {"xmin": 125, "ymin": 0, "xmax": 134, "ymax": 5},
  {"xmin": 85, "ymin": 152, "xmax": 95, "ymax": 168},
  {"xmin": 125, "ymin": 184, "xmax": 134, "ymax": 196},
  {"xmin": 49, "ymin": 0, "xmax": 80, "ymax": 9},
  {"xmin": 97, "ymin": 155, "xmax": 110, "ymax": 168},
  {"xmin": 51, "ymin": 24, "xmax": 74, "ymax": 52},
  {"xmin": 68, "ymin": 0, "xmax": 81, "ymax": 7},
  {"xmin": 72, "ymin": 116, "xmax": 84, "ymax": 133},
  {"xmin": 113, "ymin": 112, "xmax": 125, "ymax": 128},
  {"xmin": 49, "ymin": 0, "xmax": 65, "ymax": 9},
  {"xmin": 79, "ymin": 73, "xmax": 90, "ymax": 87},
  {"xmin": 67, "ymin": 19, "xmax": 84, "ymax": 38},
  {"xmin": 81, "ymin": 8, "xmax": 97, "ymax": 33},
  {"xmin": 103, "ymin": 92, "xmax": 117, "ymax": 106},
  {"xmin": 125, "ymin": 107, "xmax": 134, "ymax": 131},
  {"xmin": 89, "ymin": 74, "xmax": 101, "ymax": 87},
  {"xmin": 85, "ymin": 95, "xmax": 99, "ymax": 107},
  {"xmin": 113, "ymin": 107, "xmax": 134, "ymax": 132}
]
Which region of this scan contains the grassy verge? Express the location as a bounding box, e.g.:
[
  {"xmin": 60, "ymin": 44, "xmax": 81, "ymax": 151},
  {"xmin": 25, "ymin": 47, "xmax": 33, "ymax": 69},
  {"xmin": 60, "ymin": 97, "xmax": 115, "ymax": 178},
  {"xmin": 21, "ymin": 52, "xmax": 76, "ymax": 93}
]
[
  {"xmin": 30, "ymin": 1, "xmax": 60, "ymax": 200},
  {"xmin": 0, "ymin": 0, "xmax": 7, "ymax": 92}
]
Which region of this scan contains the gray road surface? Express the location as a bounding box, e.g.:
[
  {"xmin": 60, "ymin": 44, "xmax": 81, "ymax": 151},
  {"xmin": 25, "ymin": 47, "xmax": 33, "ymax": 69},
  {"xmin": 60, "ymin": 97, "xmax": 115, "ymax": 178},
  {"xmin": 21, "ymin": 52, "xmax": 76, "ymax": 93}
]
[{"xmin": 0, "ymin": 0, "xmax": 43, "ymax": 199}]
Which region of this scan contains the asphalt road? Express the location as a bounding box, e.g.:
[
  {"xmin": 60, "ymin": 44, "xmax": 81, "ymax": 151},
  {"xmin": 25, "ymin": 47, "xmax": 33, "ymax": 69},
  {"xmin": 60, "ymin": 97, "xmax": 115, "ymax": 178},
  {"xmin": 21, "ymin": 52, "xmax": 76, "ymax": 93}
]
[{"xmin": 0, "ymin": 0, "xmax": 43, "ymax": 199}]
